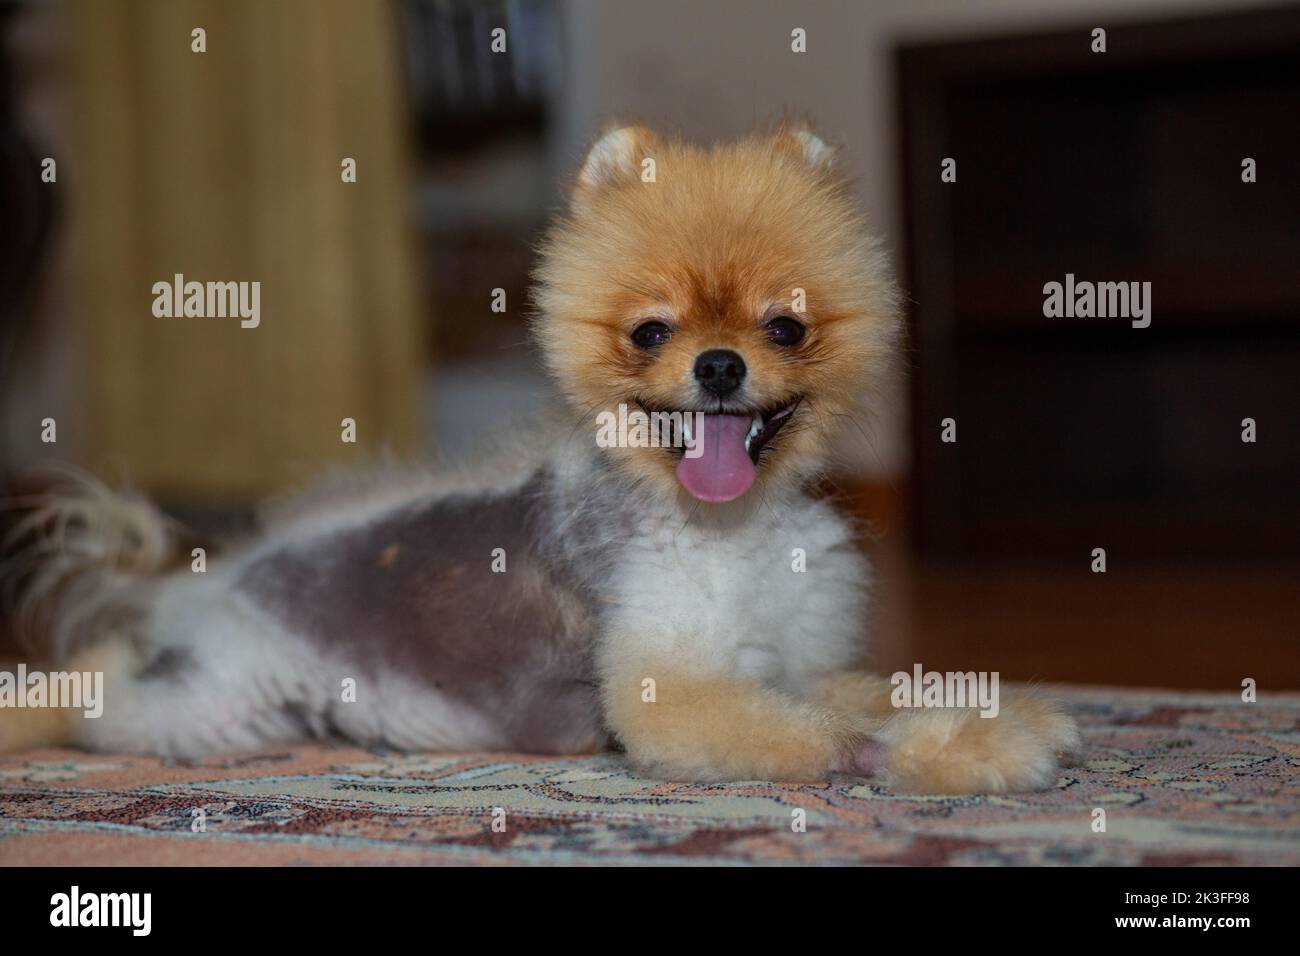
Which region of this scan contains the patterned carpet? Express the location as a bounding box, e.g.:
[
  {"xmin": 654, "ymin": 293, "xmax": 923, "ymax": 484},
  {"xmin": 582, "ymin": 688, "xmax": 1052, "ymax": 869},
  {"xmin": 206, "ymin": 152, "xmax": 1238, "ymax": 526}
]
[{"xmin": 1, "ymin": 686, "xmax": 1297, "ymax": 866}]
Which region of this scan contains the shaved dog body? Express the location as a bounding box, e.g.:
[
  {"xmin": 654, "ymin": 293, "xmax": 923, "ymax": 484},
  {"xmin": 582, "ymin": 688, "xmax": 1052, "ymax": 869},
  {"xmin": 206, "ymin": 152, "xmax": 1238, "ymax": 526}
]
[{"xmin": 3, "ymin": 125, "xmax": 1079, "ymax": 793}]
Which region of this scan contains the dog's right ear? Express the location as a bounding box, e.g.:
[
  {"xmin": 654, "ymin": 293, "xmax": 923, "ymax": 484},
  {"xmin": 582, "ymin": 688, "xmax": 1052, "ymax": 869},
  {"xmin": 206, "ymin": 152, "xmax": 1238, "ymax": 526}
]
[
  {"xmin": 772, "ymin": 121, "xmax": 837, "ymax": 171},
  {"xmin": 573, "ymin": 125, "xmax": 658, "ymax": 204}
]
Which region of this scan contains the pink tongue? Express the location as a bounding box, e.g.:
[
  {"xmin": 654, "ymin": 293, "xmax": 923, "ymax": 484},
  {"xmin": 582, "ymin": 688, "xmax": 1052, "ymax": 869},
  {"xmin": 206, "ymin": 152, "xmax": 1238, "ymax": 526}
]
[{"xmin": 676, "ymin": 414, "xmax": 756, "ymax": 502}]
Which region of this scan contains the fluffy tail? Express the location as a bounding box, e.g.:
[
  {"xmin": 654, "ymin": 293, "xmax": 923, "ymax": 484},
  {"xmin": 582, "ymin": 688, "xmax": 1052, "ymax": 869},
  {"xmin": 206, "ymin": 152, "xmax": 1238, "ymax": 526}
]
[{"xmin": 1, "ymin": 466, "xmax": 178, "ymax": 662}]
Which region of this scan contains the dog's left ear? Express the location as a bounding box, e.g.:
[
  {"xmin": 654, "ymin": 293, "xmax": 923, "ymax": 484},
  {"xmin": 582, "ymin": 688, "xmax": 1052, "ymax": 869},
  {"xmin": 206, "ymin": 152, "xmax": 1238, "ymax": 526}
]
[
  {"xmin": 573, "ymin": 125, "xmax": 659, "ymax": 204},
  {"xmin": 774, "ymin": 123, "xmax": 836, "ymax": 170}
]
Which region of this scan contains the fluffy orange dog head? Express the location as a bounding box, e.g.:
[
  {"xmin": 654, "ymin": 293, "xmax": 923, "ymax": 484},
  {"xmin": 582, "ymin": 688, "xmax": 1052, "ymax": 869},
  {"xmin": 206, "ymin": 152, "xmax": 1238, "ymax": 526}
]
[{"xmin": 534, "ymin": 122, "xmax": 899, "ymax": 505}]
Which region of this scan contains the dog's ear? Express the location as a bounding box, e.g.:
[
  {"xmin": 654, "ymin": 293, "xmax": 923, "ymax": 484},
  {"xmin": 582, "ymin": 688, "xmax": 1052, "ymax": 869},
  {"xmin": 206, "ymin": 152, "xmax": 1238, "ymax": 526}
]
[
  {"xmin": 773, "ymin": 121, "xmax": 836, "ymax": 170},
  {"xmin": 574, "ymin": 125, "xmax": 658, "ymax": 201}
]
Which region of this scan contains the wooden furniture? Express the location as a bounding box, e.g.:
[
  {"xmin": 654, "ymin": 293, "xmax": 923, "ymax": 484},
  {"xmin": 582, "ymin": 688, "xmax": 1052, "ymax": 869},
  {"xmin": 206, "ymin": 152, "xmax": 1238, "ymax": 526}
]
[{"xmin": 898, "ymin": 6, "xmax": 1300, "ymax": 562}]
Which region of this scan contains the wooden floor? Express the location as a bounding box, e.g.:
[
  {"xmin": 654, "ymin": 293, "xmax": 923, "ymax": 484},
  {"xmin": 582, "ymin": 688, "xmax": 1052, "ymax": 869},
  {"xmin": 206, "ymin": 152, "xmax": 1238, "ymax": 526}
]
[
  {"xmin": 838, "ymin": 483, "xmax": 1300, "ymax": 692},
  {"xmin": 867, "ymin": 550, "xmax": 1300, "ymax": 691}
]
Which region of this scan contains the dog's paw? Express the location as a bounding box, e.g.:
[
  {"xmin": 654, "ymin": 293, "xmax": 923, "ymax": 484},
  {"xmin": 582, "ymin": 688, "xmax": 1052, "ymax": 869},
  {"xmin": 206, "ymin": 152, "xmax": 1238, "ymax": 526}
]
[{"xmin": 880, "ymin": 693, "xmax": 1081, "ymax": 795}]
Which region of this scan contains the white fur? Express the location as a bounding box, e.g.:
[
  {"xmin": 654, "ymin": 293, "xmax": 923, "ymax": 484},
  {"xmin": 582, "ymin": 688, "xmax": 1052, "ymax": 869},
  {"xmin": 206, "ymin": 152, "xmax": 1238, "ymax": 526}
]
[{"xmin": 597, "ymin": 490, "xmax": 867, "ymax": 694}]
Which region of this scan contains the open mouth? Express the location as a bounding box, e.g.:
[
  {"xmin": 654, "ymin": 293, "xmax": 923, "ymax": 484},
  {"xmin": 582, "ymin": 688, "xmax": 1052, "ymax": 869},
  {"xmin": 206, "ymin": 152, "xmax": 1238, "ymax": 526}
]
[
  {"xmin": 736, "ymin": 399, "xmax": 800, "ymax": 464},
  {"xmin": 651, "ymin": 398, "xmax": 801, "ymax": 503}
]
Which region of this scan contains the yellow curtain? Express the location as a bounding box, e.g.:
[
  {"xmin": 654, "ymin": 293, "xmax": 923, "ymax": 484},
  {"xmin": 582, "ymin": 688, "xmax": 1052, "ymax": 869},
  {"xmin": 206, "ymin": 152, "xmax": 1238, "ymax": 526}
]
[{"xmin": 69, "ymin": 0, "xmax": 425, "ymax": 501}]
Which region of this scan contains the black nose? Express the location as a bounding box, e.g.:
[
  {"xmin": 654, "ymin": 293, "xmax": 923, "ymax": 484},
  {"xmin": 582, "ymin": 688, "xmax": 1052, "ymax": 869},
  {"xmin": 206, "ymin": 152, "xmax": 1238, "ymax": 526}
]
[{"xmin": 693, "ymin": 349, "xmax": 747, "ymax": 396}]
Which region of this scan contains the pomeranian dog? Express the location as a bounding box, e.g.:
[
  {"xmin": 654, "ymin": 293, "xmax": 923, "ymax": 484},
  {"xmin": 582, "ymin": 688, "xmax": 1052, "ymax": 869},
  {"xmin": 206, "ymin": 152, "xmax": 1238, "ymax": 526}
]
[{"xmin": 1, "ymin": 122, "xmax": 1079, "ymax": 792}]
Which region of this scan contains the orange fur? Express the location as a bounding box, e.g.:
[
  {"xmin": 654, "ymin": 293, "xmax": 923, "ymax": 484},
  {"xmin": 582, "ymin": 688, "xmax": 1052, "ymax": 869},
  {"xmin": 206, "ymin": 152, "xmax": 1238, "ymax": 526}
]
[
  {"xmin": 815, "ymin": 670, "xmax": 898, "ymax": 719},
  {"xmin": 879, "ymin": 689, "xmax": 1082, "ymax": 794},
  {"xmin": 533, "ymin": 122, "xmax": 899, "ymax": 500},
  {"xmin": 603, "ymin": 665, "xmax": 869, "ymax": 782},
  {"xmin": 815, "ymin": 671, "xmax": 1081, "ymax": 793}
]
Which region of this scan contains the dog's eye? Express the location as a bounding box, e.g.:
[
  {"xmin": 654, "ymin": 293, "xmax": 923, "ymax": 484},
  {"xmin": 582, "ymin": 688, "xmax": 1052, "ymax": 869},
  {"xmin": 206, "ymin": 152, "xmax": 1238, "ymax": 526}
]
[
  {"xmin": 631, "ymin": 320, "xmax": 672, "ymax": 349},
  {"xmin": 765, "ymin": 315, "xmax": 806, "ymax": 347}
]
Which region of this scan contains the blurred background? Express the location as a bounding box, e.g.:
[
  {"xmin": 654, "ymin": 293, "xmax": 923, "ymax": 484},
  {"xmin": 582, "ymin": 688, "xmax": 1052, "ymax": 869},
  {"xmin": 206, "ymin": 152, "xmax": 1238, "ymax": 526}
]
[{"xmin": 1, "ymin": 0, "xmax": 1296, "ymax": 688}]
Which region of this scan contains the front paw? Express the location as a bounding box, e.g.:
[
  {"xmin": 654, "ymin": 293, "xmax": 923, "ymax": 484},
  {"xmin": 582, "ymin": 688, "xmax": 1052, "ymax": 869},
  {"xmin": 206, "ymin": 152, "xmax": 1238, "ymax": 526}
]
[{"xmin": 880, "ymin": 694, "xmax": 1081, "ymax": 795}]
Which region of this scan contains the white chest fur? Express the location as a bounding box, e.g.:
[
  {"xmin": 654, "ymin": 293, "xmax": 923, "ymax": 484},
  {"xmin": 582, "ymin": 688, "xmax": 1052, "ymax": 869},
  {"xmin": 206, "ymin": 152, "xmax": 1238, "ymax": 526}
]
[{"xmin": 599, "ymin": 494, "xmax": 871, "ymax": 693}]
